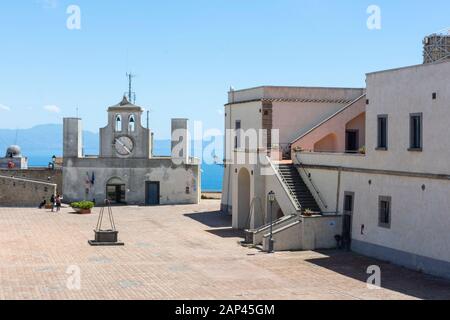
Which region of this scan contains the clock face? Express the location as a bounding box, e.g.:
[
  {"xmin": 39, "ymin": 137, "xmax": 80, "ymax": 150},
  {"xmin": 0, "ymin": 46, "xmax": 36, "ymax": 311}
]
[{"xmin": 115, "ymin": 136, "xmax": 134, "ymax": 156}]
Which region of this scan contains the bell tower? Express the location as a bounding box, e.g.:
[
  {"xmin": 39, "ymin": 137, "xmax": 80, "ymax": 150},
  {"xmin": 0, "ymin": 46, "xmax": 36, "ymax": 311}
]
[{"xmin": 99, "ymin": 96, "xmax": 152, "ymax": 159}]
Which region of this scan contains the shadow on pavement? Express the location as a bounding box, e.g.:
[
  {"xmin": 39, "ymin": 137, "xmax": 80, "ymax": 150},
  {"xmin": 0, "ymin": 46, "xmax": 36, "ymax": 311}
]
[
  {"xmin": 184, "ymin": 211, "xmax": 231, "ymax": 228},
  {"xmin": 184, "ymin": 211, "xmax": 246, "ymax": 239},
  {"xmin": 306, "ymin": 250, "xmax": 450, "ymax": 300},
  {"xmin": 206, "ymin": 228, "xmax": 246, "ymax": 238}
]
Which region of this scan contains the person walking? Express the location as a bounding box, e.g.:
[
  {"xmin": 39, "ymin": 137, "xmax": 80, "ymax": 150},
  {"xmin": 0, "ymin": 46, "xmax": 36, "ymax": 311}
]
[
  {"xmin": 50, "ymin": 194, "xmax": 56, "ymax": 212},
  {"xmin": 55, "ymin": 194, "xmax": 63, "ymax": 212}
]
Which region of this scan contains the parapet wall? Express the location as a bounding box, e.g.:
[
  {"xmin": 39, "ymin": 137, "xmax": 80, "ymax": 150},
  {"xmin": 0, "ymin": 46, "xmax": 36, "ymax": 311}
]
[
  {"xmin": 0, "ymin": 175, "xmax": 57, "ymax": 207},
  {"xmin": 0, "ymin": 168, "xmax": 62, "ymax": 194}
]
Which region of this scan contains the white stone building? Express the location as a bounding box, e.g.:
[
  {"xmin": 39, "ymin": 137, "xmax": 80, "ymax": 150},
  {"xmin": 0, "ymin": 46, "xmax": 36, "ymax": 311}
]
[
  {"xmin": 221, "ymin": 60, "xmax": 450, "ymax": 280},
  {"xmin": 295, "ymin": 60, "xmax": 450, "ymax": 279},
  {"xmin": 221, "ymin": 86, "xmax": 364, "ymax": 251},
  {"xmin": 63, "ymin": 97, "xmax": 200, "ymax": 205}
]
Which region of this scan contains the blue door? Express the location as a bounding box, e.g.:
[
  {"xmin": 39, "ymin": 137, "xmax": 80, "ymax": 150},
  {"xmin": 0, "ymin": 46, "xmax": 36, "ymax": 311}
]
[{"xmin": 145, "ymin": 182, "xmax": 160, "ymax": 206}]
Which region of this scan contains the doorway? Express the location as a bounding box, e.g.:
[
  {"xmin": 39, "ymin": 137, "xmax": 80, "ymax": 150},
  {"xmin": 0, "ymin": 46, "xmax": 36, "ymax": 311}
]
[
  {"xmin": 106, "ymin": 178, "xmax": 126, "ymax": 204},
  {"xmin": 343, "ymin": 192, "xmax": 354, "ymax": 250},
  {"xmin": 237, "ymin": 168, "xmax": 251, "ymax": 229},
  {"xmin": 346, "ymin": 130, "xmax": 359, "ymax": 153},
  {"xmin": 145, "ymin": 181, "xmax": 160, "ymax": 206}
]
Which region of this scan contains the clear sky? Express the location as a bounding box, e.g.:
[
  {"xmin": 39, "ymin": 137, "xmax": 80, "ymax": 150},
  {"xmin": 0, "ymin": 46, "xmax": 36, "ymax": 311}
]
[{"xmin": 0, "ymin": 0, "xmax": 449, "ymax": 138}]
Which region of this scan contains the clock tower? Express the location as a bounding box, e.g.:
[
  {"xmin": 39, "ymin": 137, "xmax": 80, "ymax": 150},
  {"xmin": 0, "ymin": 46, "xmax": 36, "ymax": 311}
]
[{"xmin": 99, "ymin": 96, "xmax": 152, "ymax": 159}]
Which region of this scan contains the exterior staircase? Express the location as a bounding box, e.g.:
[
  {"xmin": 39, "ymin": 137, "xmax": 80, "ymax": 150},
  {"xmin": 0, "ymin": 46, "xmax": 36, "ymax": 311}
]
[{"xmin": 277, "ymin": 164, "xmax": 321, "ymax": 213}]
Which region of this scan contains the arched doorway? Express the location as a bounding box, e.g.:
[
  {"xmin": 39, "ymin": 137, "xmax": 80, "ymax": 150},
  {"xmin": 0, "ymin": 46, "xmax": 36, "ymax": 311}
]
[
  {"xmin": 106, "ymin": 177, "xmax": 126, "ymax": 204},
  {"xmin": 237, "ymin": 168, "xmax": 251, "ymax": 229}
]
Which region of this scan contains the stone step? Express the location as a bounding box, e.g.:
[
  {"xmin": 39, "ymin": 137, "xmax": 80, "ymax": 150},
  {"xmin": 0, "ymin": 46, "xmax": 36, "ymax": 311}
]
[{"xmin": 277, "ymin": 164, "xmax": 321, "ymax": 214}]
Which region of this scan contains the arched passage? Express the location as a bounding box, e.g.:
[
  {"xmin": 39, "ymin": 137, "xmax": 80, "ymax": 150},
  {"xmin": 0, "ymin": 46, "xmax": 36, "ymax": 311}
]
[
  {"xmin": 106, "ymin": 177, "xmax": 126, "ymax": 204},
  {"xmin": 345, "ymin": 112, "xmax": 366, "ymax": 153},
  {"xmin": 237, "ymin": 168, "xmax": 251, "ymax": 229}
]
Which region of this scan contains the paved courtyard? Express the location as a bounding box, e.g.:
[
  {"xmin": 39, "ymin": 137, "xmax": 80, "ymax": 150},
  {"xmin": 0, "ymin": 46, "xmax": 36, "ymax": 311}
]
[{"xmin": 0, "ymin": 200, "xmax": 449, "ymax": 300}]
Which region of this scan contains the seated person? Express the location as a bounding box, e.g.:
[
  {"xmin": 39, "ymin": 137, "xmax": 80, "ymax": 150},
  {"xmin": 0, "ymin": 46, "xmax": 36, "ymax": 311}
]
[{"xmin": 39, "ymin": 199, "xmax": 47, "ymax": 209}]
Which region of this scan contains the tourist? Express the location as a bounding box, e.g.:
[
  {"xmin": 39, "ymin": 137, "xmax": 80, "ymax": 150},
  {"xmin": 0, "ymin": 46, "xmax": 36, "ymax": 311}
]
[
  {"xmin": 50, "ymin": 194, "xmax": 55, "ymax": 212},
  {"xmin": 38, "ymin": 198, "xmax": 47, "ymax": 209},
  {"xmin": 55, "ymin": 194, "xmax": 63, "ymax": 212}
]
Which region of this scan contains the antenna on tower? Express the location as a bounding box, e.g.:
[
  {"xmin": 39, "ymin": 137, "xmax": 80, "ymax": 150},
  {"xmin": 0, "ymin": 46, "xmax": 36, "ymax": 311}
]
[
  {"xmin": 125, "ymin": 72, "xmax": 137, "ymax": 104},
  {"xmin": 14, "ymin": 128, "xmax": 19, "ymax": 145}
]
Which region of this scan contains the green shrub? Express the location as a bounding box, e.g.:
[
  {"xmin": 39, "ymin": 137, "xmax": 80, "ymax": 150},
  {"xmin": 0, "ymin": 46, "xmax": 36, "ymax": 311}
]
[{"xmin": 71, "ymin": 201, "xmax": 95, "ymax": 210}]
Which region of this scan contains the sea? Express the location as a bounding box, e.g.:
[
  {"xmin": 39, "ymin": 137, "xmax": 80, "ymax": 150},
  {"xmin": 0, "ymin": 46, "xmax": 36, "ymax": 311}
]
[{"xmin": 28, "ymin": 154, "xmax": 224, "ymax": 192}]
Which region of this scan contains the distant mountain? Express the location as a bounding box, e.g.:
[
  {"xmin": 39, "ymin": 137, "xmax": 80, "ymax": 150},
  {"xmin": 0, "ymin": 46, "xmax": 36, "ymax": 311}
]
[
  {"xmin": 0, "ymin": 124, "xmax": 224, "ymax": 191},
  {"xmin": 0, "ymin": 124, "xmax": 223, "ymax": 159},
  {"xmin": 0, "ymin": 124, "xmax": 99, "ymax": 157}
]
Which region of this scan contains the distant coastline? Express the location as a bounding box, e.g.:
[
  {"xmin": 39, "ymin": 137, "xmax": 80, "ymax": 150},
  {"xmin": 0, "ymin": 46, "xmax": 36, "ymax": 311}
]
[
  {"xmin": 27, "ymin": 155, "xmax": 223, "ymax": 193},
  {"xmin": 0, "ymin": 124, "xmax": 223, "ymax": 192}
]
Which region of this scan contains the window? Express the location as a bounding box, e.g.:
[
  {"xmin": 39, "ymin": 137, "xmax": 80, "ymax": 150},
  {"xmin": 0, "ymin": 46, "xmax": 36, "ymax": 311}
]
[
  {"xmin": 378, "ymin": 196, "xmax": 391, "ymax": 228},
  {"xmin": 235, "ymin": 120, "xmax": 241, "ymax": 149},
  {"xmin": 128, "ymin": 114, "xmax": 136, "ymax": 132},
  {"xmin": 115, "ymin": 115, "xmax": 122, "ymax": 132},
  {"xmin": 377, "ymin": 115, "xmax": 388, "ymax": 150},
  {"xmin": 409, "ymin": 113, "xmax": 423, "ymax": 151}
]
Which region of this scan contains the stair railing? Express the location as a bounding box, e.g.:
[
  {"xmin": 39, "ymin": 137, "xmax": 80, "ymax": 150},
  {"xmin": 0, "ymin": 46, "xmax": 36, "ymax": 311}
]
[
  {"xmin": 294, "ymin": 153, "xmax": 328, "ymax": 210},
  {"xmin": 267, "ymin": 156, "xmax": 302, "ymax": 212},
  {"xmin": 251, "ymin": 213, "xmax": 298, "ymax": 233}
]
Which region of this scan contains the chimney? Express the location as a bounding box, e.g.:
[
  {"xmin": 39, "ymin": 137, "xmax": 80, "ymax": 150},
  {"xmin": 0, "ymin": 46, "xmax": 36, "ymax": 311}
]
[
  {"xmin": 171, "ymin": 119, "xmax": 189, "ymax": 165},
  {"xmin": 63, "ymin": 118, "xmax": 83, "ymax": 159}
]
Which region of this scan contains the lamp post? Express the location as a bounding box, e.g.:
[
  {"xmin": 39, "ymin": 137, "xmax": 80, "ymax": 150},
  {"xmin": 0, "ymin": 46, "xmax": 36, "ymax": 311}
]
[{"xmin": 267, "ymin": 191, "xmax": 275, "ymax": 253}]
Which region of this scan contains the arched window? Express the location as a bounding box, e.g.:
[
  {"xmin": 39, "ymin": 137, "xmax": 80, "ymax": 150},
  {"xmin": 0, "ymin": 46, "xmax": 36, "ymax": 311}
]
[
  {"xmin": 128, "ymin": 114, "xmax": 136, "ymax": 132},
  {"xmin": 115, "ymin": 115, "xmax": 122, "ymax": 132}
]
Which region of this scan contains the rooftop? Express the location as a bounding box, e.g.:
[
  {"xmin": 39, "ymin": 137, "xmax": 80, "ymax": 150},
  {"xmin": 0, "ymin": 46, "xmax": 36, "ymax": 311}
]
[
  {"xmin": 366, "ymin": 59, "xmax": 450, "ymax": 76},
  {"xmin": 108, "ymin": 96, "xmax": 144, "ymax": 112},
  {"xmin": 227, "ymin": 86, "xmax": 365, "ymax": 105}
]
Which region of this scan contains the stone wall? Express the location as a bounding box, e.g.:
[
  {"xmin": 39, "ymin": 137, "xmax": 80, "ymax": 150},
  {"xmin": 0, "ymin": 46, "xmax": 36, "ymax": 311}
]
[
  {"xmin": 0, "ymin": 168, "xmax": 63, "ymax": 194},
  {"xmin": 0, "ymin": 175, "xmax": 57, "ymax": 207}
]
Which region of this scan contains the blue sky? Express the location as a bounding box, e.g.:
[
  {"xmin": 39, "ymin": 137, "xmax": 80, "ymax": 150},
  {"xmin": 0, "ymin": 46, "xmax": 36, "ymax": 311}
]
[{"xmin": 0, "ymin": 0, "xmax": 449, "ymax": 138}]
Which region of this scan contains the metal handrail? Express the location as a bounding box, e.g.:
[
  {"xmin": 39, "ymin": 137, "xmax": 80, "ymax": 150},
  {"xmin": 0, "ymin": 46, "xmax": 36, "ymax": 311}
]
[
  {"xmin": 294, "ymin": 153, "xmax": 328, "ymax": 210},
  {"xmin": 248, "ymin": 213, "xmax": 298, "ymax": 233},
  {"xmin": 278, "ymin": 169, "xmax": 302, "ymax": 210},
  {"xmin": 266, "ymin": 156, "xmax": 302, "ymax": 212}
]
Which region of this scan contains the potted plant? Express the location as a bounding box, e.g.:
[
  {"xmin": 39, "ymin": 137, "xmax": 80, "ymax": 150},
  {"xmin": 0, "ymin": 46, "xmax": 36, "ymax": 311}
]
[
  {"xmin": 303, "ymin": 209, "xmax": 315, "ymax": 217},
  {"xmin": 71, "ymin": 201, "xmax": 95, "ymax": 214},
  {"xmin": 359, "ymin": 146, "xmax": 366, "ymax": 155}
]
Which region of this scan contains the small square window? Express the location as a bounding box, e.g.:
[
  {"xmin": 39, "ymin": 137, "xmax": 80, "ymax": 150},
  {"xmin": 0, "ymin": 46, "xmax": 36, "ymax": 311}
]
[
  {"xmin": 432, "ymin": 92, "xmax": 437, "ymax": 100},
  {"xmin": 378, "ymin": 196, "xmax": 391, "ymax": 229}
]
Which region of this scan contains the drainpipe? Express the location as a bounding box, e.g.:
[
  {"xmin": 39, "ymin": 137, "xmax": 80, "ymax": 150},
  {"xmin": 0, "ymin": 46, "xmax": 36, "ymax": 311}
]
[
  {"xmin": 335, "ymin": 167, "xmax": 342, "ymax": 215},
  {"xmin": 225, "ymin": 104, "xmax": 232, "ymax": 214}
]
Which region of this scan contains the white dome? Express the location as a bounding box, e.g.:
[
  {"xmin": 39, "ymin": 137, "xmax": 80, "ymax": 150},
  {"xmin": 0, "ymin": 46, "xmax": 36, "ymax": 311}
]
[{"xmin": 5, "ymin": 145, "xmax": 22, "ymax": 158}]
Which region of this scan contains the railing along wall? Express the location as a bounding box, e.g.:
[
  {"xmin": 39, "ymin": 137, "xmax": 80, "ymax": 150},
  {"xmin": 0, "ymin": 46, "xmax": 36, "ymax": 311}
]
[{"xmin": 294, "ymin": 152, "xmax": 329, "ymax": 211}]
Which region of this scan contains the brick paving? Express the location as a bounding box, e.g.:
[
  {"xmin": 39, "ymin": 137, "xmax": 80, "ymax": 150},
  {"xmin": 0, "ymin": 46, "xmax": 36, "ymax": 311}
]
[{"xmin": 0, "ymin": 200, "xmax": 449, "ymax": 300}]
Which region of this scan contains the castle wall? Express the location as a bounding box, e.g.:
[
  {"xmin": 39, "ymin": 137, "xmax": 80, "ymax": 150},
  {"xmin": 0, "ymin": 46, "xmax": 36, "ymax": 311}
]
[
  {"xmin": 0, "ymin": 175, "xmax": 56, "ymax": 207},
  {"xmin": 0, "ymin": 168, "xmax": 63, "ymax": 194}
]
